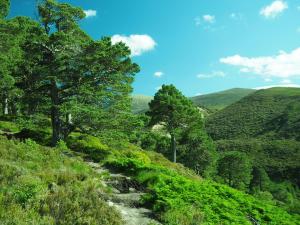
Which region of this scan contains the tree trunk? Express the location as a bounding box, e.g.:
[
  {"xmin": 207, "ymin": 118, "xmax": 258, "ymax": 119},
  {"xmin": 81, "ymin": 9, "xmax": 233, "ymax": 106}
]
[
  {"xmin": 171, "ymin": 133, "xmax": 176, "ymax": 163},
  {"xmin": 63, "ymin": 113, "xmax": 73, "ymax": 139},
  {"xmin": 3, "ymin": 98, "xmax": 8, "ymax": 115},
  {"xmin": 50, "ymin": 80, "xmax": 62, "ymax": 146}
]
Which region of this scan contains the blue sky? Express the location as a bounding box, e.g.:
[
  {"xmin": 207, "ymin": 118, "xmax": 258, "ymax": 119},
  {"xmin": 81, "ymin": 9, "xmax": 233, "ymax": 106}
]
[{"xmin": 9, "ymin": 0, "xmax": 300, "ymax": 96}]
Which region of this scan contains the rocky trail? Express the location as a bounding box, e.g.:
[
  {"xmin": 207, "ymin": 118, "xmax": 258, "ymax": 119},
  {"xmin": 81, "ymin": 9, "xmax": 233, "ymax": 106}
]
[{"xmin": 86, "ymin": 161, "xmax": 161, "ymax": 225}]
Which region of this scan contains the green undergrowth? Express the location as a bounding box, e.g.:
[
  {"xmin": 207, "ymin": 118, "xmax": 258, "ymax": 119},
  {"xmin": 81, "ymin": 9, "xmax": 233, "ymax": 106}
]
[
  {"xmin": 0, "ymin": 136, "xmax": 122, "ymax": 225},
  {"xmin": 67, "ymin": 132, "xmax": 300, "ymax": 225},
  {"xmin": 0, "ymin": 120, "xmax": 20, "ymax": 133},
  {"xmin": 106, "ymin": 148, "xmax": 299, "ymax": 224}
]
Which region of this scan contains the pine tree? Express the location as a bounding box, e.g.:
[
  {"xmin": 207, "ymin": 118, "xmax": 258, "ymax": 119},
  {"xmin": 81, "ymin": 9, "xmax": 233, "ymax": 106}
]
[{"xmin": 147, "ymin": 84, "xmax": 201, "ymax": 162}]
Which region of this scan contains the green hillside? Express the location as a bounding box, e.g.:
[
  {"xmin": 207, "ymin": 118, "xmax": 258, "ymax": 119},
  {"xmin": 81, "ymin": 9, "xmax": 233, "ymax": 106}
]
[
  {"xmin": 131, "ymin": 95, "xmax": 153, "ymax": 113},
  {"xmin": 191, "ymin": 88, "xmax": 255, "ymax": 111},
  {"xmin": 1, "ymin": 132, "xmax": 299, "ymax": 224},
  {"xmin": 132, "ymin": 88, "xmax": 255, "ymax": 114},
  {"xmin": 206, "ymin": 87, "xmax": 300, "ymax": 140}
]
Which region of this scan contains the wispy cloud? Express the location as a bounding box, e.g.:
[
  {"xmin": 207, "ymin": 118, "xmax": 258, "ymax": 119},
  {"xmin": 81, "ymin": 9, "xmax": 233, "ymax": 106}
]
[
  {"xmin": 154, "ymin": 71, "xmax": 164, "ymax": 78},
  {"xmin": 254, "ymin": 84, "xmax": 300, "ymax": 90},
  {"xmin": 220, "ymin": 48, "xmax": 300, "ymax": 78},
  {"xmin": 203, "ymin": 15, "xmax": 215, "ymax": 23},
  {"xmin": 84, "ymin": 9, "xmax": 97, "ymax": 18},
  {"xmin": 197, "ymin": 71, "xmax": 226, "ymax": 79},
  {"xmin": 281, "ymin": 79, "xmax": 292, "ymax": 84},
  {"xmin": 260, "ymin": 1, "xmax": 288, "ymax": 19},
  {"xmin": 111, "ymin": 34, "xmax": 156, "ymax": 56},
  {"xmin": 230, "ymin": 13, "xmax": 243, "ymax": 20},
  {"xmin": 195, "ymin": 14, "xmax": 216, "ymax": 27}
]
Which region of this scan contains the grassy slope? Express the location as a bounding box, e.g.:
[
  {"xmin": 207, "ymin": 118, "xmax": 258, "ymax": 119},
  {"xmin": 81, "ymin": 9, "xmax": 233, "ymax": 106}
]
[
  {"xmin": 0, "ymin": 137, "xmax": 122, "ymax": 225},
  {"xmin": 102, "ymin": 141, "xmax": 299, "ymax": 225},
  {"xmin": 132, "ymin": 88, "xmax": 255, "ymax": 114},
  {"xmin": 191, "ymin": 88, "xmax": 255, "ymax": 111},
  {"xmin": 206, "ymin": 87, "xmax": 300, "ymax": 140},
  {"xmin": 67, "ymin": 132, "xmax": 300, "ymax": 225},
  {"xmin": 1, "ymin": 124, "xmax": 299, "ymax": 224}
]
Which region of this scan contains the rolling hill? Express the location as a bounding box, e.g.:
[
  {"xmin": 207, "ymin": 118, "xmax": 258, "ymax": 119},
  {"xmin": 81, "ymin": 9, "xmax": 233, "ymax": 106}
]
[
  {"xmin": 205, "ymin": 87, "xmax": 300, "ymax": 140},
  {"xmin": 191, "ymin": 88, "xmax": 255, "ymax": 111},
  {"xmin": 132, "ymin": 88, "xmax": 255, "ymax": 114}
]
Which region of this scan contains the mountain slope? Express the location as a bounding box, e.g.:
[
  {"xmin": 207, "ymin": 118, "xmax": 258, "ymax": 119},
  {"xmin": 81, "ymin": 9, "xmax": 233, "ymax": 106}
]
[
  {"xmin": 131, "ymin": 95, "xmax": 153, "ymax": 114},
  {"xmin": 191, "ymin": 88, "xmax": 255, "ymax": 111},
  {"xmin": 205, "ymin": 87, "xmax": 300, "ymax": 140},
  {"xmin": 132, "ymin": 88, "xmax": 255, "ymax": 114}
]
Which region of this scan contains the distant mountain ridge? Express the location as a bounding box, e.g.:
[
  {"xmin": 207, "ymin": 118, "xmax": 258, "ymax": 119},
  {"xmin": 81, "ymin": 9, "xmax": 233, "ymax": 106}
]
[
  {"xmin": 206, "ymin": 87, "xmax": 300, "ymax": 140},
  {"xmin": 190, "ymin": 88, "xmax": 255, "ymax": 111},
  {"xmin": 131, "ymin": 95, "xmax": 153, "ymax": 114},
  {"xmin": 132, "ymin": 88, "xmax": 255, "ymax": 113}
]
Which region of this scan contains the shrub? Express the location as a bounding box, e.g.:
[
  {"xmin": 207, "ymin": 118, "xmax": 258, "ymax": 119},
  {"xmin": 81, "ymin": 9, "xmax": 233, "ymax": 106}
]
[{"xmin": 66, "ymin": 132, "xmax": 109, "ymax": 161}]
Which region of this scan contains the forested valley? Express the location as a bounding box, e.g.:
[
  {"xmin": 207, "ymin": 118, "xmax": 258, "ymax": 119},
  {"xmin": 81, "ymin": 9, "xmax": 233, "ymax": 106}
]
[{"xmin": 0, "ymin": 0, "xmax": 299, "ymax": 224}]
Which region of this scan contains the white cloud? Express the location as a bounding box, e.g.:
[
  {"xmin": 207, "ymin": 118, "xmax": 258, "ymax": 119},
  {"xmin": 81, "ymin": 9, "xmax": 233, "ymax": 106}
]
[
  {"xmin": 197, "ymin": 71, "xmax": 226, "ymax": 79},
  {"xmin": 84, "ymin": 9, "xmax": 97, "ymax": 18},
  {"xmin": 195, "ymin": 14, "xmax": 216, "ymax": 26},
  {"xmin": 220, "ymin": 48, "xmax": 300, "ymax": 78},
  {"xmin": 264, "ymin": 78, "xmax": 273, "ymax": 82},
  {"xmin": 260, "ymin": 1, "xmax": 288, "ymax": 19},
  {"xmin": 111, "ymin": 34, "xmax": 156, "ymax": 56},
  {"xmin": 203, "ymin": 15, "xmax": 215, "ymax": 23},
  {"xmin": 281, "ymin": 79, "xmax": 292, "ymax": 84},
  {"xmin": 254, "ymin": 84, "xmax": 300, "ymax": 89},
  {"xmin": 154, "ymin": 71, "xmax": 164, "ymax": 78}
]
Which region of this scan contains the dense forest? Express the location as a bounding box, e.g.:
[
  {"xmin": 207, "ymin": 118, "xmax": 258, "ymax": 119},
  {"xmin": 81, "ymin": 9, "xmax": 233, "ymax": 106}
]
[{"xmin": 0, "ymin": 0, "xmax": 299, "ymax": 224}]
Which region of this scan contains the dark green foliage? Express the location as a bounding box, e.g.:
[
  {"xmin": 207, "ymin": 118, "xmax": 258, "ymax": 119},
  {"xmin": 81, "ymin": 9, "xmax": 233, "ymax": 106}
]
[
  {"xmin": 216, "ymin": 151, "xmax": 252, "ymax": 190},
  {"xmin": 191, "ymin": 88, "xmax": 255, "ymax": 111},
  {"xmin": 206, "ymin": 87, "xmax": 300, "ymax": 140},
  {"xmin": 215, "ymin": 139, "xmax": 300, "ymax": 185},
  {"xmin": 250, "ymin": 167, "xmax": 271, "ymax": 193},
  {"xmin": 177, "ymin": 123, "xmax": 217, "ymax": 177},
  {"xmin": 147, "ymin": 84, "xmax": 204, "ymax": 162},
  {"xmin": 1, "ymin": 0, "xmax": 139, "ymax": 146},
  {"xmin": 215, "ymin": 139, "xmax": 300, "ymax": 213},
  {"xmin": 0, "ymin": 0, "xmax": 10, "ymax": 18}
]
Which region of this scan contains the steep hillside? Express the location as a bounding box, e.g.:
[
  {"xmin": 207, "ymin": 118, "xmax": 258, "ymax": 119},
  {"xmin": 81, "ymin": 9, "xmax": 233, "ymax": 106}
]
[
  {"xmin": 1, "ymin": 128, "xmax": 299, "ymax": 224},
  {"xmin": 206, "ymin": 87, "xmax": 300, "ymax": 140},
  {"xmin": 131, "ymin": 95, "xmax": 153, "ymax": 114},
  {"xmin": 191, "ymin": 88, "xmax": 255, "ymax": 111}
]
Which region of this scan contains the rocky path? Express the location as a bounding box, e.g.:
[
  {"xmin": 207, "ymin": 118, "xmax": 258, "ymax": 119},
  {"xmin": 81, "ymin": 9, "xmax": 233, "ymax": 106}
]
[{"xmin": 86, "ymin": 161, "xmax": 161, "ymax": 225}]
